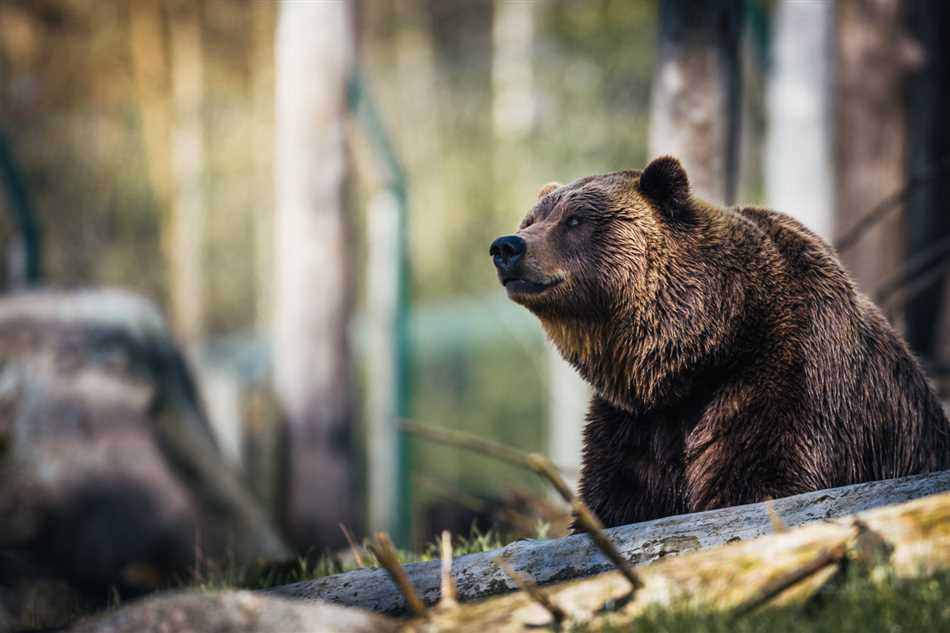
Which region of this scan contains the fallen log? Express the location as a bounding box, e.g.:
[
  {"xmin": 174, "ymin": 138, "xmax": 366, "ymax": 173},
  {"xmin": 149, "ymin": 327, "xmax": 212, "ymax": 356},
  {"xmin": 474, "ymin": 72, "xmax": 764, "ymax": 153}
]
[
  {"xmin": 271, "ymin": 469, "xmax": 950, "ymax": 613},
  {"xmin": 420, "ymin": 486, "xmax": 950, "ymax": 632},
  {"xmin": 77, "ymin": 486, "xmax": 950, "ymax": 633}
]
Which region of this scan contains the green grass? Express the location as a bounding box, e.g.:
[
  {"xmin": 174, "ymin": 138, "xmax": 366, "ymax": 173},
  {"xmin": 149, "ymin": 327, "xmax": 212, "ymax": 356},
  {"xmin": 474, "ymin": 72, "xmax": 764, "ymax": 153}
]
[
  {"xmin": 595, "ymin": 567, "xmax": 950, "ymax": 633},
  {"xmin": 183, "ymin": 524, "xmax": 511, "ymax": 592},
  {"xmin": 154, "ymin": 529, "xmax": 950, "ymax": 633}
]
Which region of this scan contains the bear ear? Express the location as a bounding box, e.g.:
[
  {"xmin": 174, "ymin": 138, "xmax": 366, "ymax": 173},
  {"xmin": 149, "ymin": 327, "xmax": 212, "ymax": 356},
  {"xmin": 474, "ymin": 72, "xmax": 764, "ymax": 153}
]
[
  {"xmin": 537, "ymin": 182, "xmax": 562, "ymax": 199},
  {"xmin": 638, "ymin": 156, "xmax": 690, "ymax": 219}
]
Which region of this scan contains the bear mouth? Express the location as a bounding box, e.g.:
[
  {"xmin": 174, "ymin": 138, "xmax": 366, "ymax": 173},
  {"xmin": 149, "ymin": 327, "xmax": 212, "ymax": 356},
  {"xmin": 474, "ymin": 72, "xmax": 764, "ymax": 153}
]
[{"xmin": 502, "ymin": 275, "xmax": 563, "ymax": 296}]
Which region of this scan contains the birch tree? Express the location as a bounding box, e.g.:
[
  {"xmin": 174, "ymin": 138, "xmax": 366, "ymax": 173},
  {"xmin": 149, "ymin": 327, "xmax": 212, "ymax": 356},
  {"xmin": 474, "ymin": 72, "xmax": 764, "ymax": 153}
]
[
  {"xmin": 272, "ymin": 0, "xmax": 356, "ymax": 550},
  {"xmin": 648, "ymin": 0, "xmax": 743, "ymax": 205},
  {"xmin": 765, "ymin": 0, "xmax": 834, "ymax": 240}
]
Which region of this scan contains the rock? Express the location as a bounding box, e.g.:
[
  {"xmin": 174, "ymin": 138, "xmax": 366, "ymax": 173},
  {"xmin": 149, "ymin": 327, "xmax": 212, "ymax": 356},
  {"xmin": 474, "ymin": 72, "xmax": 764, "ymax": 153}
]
[
  {"xmin": 68, "ymin": 591, "xmax": 399, "ymax": 633},
  {"xmin": 0, "ymin": 289, "xmax": 289, "ymax": 630}
]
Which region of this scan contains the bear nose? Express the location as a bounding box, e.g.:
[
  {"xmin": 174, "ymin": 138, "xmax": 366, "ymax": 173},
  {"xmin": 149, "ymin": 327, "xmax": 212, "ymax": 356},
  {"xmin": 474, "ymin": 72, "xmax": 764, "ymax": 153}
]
[{"xmin": 490, "ymin": 235, "xmax": 526, "ymax": 271}]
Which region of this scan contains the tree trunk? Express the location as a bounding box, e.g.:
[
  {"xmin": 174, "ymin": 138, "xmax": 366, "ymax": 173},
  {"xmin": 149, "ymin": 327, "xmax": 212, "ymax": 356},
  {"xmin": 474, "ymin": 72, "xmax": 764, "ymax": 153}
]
[
  {"xmin": 272, "ymin": 0, "xmax": 357, "ymax": 551},
  {"xmin": 765, "ymin": 0, "xmax": 834, "ymax": 240},
  {"xmin": 251, "ymin": 0, "xmax": 276, "ymax": 333},
  {"xmin": 648, "ymin": 0, "xmax": 743, "ymax": 205},
  {"xmin": 168, "ymin": 3, "xmax": 206, "ymax": 346},
  {"xmin": 129, "ymin": 0, "xmax": 172, "ymax": 209},
  {"xmin": 272, "ymin": 470, "xmax": 950, "ymax": 614},
  {"xmin": 904, "ymin": 2, "xmax": 950, "ymax": 389},
  {"xmin": 833, "ymin": 0, "xmax": 916, "ymax": 297}
]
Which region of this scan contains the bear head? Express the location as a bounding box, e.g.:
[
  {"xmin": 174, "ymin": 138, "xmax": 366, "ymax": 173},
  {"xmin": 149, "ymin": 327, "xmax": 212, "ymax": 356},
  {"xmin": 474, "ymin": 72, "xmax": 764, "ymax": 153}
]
[{"xmin": 489, "ymin": 156, "xmax": 739, "ymax": 412}]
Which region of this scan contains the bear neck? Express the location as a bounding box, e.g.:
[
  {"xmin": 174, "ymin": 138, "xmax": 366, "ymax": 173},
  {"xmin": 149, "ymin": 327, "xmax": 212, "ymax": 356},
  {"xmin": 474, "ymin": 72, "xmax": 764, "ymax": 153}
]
[
  {"xmin": 540, "ymin": 316, "xmax": 668, "ymax": 414},
  {"xmin": 540, "ymin": 274, "xmax": 766, "ymax": 416},
  {"xmin": 543, "ymin": 314, "xmax": 755, "ymax": 416}
]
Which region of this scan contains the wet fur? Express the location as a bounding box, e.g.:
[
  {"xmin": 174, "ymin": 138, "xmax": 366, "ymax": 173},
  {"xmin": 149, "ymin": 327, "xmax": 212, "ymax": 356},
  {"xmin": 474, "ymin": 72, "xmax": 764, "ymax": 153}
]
[{"xmin": 499, "ymin": 157, "xmax": 950, "ymax": 529}]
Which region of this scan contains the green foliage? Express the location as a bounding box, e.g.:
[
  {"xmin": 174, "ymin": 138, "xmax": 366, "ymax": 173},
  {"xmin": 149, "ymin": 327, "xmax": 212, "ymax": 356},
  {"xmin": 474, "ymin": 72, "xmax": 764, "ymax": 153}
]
[{"xmin": 420, "ymin": 524, "xmax": 507, "ymax": 560}]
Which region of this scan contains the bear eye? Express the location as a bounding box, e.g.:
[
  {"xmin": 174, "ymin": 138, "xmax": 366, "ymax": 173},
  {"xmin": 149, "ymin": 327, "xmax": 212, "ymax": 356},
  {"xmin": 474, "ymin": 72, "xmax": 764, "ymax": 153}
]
[{"xmin": 565, "ymin": 215, "xmax": 583, "ymax": 228}]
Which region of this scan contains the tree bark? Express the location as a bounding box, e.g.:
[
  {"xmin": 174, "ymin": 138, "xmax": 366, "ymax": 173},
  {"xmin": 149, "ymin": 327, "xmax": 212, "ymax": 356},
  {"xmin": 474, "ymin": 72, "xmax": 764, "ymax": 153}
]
[
  {"xmin": 272, "ymin": 469, "xmax": 950, "ymax": 614},
  {"xmin": 648, "ymin": 0, "xmax": 743, "ymax": 205},
  {"xmin": 272, "ymin": 0, "xmax": 357, "ymax": 551}
]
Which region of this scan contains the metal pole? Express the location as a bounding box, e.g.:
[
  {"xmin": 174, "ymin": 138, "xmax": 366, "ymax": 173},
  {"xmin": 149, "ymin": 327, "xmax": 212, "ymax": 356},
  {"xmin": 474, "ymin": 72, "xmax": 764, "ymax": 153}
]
[
  {"xmin": 350, "ymin": 72, "xmax": 413, "ymax": 546},
  {"xmin": 0, "ymin": 131, "xmax": 42, "ymax": 287}
]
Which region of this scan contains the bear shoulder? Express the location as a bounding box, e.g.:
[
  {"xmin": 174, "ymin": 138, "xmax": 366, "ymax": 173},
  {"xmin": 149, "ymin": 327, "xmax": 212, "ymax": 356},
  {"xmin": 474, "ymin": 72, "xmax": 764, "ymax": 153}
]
[{"xmin": 732, "ymin": 206, "xmax": 855, "ymax": 297}]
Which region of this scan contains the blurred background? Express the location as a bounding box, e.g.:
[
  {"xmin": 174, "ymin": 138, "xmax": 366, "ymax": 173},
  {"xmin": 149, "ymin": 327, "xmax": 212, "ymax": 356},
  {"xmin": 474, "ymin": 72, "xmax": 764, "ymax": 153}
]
[{"xmin": 1, "ymin": 0, "xmax": 949, "ymax": 615}]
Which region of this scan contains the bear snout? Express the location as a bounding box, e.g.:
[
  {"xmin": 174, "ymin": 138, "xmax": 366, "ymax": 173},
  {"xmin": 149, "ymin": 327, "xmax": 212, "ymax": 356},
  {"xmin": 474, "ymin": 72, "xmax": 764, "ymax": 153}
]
[{"xmin": 489, "ymin": 235, "xmax": 526, "ymax": 274}]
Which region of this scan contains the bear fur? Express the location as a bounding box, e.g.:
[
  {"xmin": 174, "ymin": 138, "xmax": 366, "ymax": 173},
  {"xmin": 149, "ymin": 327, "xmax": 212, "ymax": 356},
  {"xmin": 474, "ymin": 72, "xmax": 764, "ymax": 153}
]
[{"xmin": 492, "ymin": 156, "xmax": 950, "ymax": 528}]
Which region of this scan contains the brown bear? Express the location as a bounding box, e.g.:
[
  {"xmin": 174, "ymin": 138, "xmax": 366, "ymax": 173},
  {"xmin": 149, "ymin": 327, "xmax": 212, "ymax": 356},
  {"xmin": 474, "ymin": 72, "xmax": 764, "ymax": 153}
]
[{"xmin": 490, "ymin": 156, "xmax": 950, "ymax": 528}]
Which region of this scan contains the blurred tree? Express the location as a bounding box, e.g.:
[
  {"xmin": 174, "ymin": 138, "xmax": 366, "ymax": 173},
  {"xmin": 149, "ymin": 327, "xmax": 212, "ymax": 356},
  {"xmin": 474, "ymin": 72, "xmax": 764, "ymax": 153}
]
[
  {"xmin": 648, "ymin": 0, "xmax": 743, "ymax": 205},
  {"xmin": 0, "ymin": 131, "xmax": 42, "ymax": 288},
  {"xmin": 833, "ymin": 0, "xmax": 919, "ymax": 296},
  {"xmin": 251, "ymin": 0, "xmax": 276, "ymax": 333},
  {"xmin": 272, "ymin": 0, "xmax": 357, "ymax": 551},
  {"xmin": 169, "ymin": 1, "xmax": 207, "ymax": 346},
  {"xmin": 765, "ymin": 0, "xmax": 833, "ymax": 240},
  {"xmin": 904, "ymin": 1, "xmax": 950, "ymax": 375},
  {"xmin": 129, "ymin": 0, "xmax": 172, "ymax": 211}
]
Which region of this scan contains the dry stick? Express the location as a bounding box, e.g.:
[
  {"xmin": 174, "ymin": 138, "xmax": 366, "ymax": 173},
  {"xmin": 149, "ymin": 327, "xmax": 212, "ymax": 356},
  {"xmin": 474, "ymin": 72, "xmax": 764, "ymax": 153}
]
[
  {"xmin": 765, "ymin": 498, "xmax": 786, "ymax": 534},
  {"xmin": 439, "ymin": 530, "xmax": 458, "ymax": 609},
  {"xmin": 401, "ymin": 421, "xmax": 644, "ymax": 592},
  {"xmin": 494, "ymin": 556, "xmax": 568, "ymax": 626},
  {"xmin": 873, "ymin": 232, "xmax": 950, "ymax": 302},
  {"xmin": 731, "ymin": 541, "xmax": 848, "ymax": 619},
  {"xmin": 367, "ymin": 532, "xmax": 428, "ymax": 619},
  {"xmin": 834, "ymin": 154, "xmax": 950, "ymax": 254},
  {"xmin": 883, "ymin": 256, "xmax": 950, "ymax": 319},
  {"xmin": 570, "ymin": 500, "xmax": 644, "ymax": 591},
  {"xmin": 733, "ymin": 518, "xmax": 875, "ymax": 619},
  {"xmin": 339, "ymin": 523, "xmax": 366, "ymax": 569}
]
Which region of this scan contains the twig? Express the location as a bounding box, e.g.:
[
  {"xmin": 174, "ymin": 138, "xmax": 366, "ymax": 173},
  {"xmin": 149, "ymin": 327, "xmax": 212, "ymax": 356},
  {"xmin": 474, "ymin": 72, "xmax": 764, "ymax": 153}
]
[
  {"xmin": 873, "ymin": 233, "xmax": 950, "ymax": 302},
  {"xmin": 367, "ymin": 532, "xmax": 428, "ymax": 619},
  {"xmin": 494, "ymin": 556, "xmax": 567, "ymax": 627},
  {"xmin": 766, "ymin": 498, "xmax": 786, "ymax": 534},
  {"xmin": 402, "ymin": 420, "xmax": 546, "ymax": 472},
  {"xmin": 570, "ymin": 500, "xmax": 644, "ymax": 591},
  {"xmin": 439, "ymin": 530, "xmax": 458, "ymax": 609},
  {"xmin": 732, "ymin": 541, "xmax": 847, "ymax": 618},
  {"xmin": 882, "ymin": 256, "xmax": 950, "ymax": 319},
  {"xmin": 834, "ymin": 154, "xmax": 950, "ymax": 253},
  {"xmin": 402, "ymin": 420, "xmax": 644, "ymax": 592},
  {"xmin": 732, "ymin": 518, "xmax": 884, "ymax": 619},
  {"xmin": 339, "ymin": 523, "xmax": 365, "ymax": 569}
]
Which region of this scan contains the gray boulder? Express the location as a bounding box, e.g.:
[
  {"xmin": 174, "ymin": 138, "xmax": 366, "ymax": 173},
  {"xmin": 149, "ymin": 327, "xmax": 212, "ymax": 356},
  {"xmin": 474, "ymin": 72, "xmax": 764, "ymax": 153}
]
[
  {"xmin": 0, "ymin": 289, "xmax": 289, "ymax": 630},
  {"xmin": 68, "ymin": 591, "xmax": 399, "ymax": 633}
]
